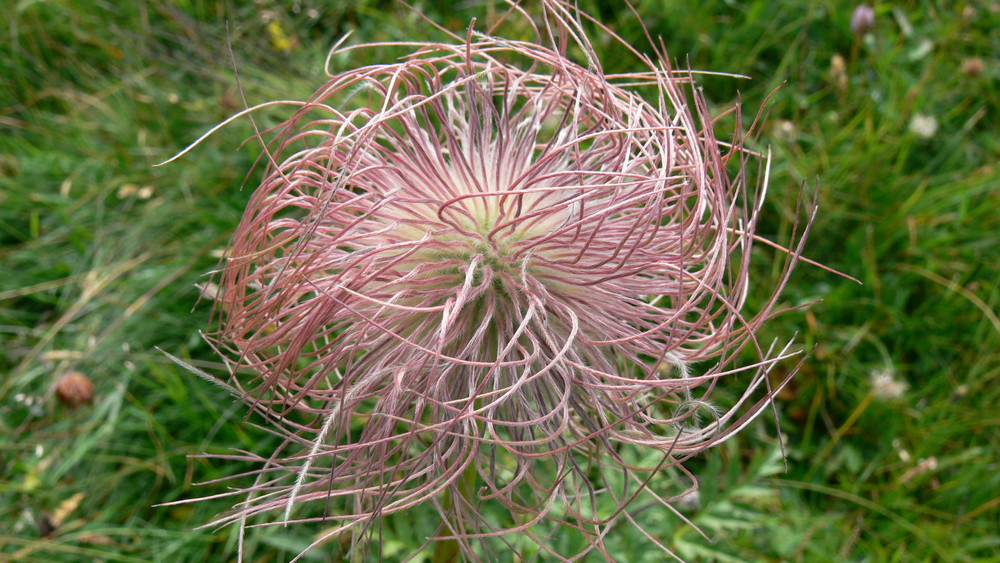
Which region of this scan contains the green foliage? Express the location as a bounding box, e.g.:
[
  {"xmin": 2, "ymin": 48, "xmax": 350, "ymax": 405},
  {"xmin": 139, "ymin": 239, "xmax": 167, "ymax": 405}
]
[{"xmin": 1, "ymin": 0, "xmax": 996, "ymax": 561}]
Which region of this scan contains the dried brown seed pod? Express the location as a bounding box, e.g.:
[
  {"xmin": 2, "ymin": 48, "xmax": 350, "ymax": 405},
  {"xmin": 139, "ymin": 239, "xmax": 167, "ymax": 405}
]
[
  {"xmin": 960, "ymin": 57, "xmax": 985, "ymax": 78},
  {"xmin": 55, "ymin": 371, "xmax": 94, "ymax": 408}
]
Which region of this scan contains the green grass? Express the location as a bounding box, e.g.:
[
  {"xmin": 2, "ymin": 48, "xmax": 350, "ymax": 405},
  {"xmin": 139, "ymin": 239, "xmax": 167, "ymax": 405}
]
[{"xmin": 2, "ymin": 1, "xmax": 997, "ymax": 561}]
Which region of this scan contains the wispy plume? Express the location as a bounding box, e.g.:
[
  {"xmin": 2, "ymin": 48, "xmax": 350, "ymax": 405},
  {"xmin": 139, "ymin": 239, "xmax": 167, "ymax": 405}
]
[{"xmin": 168, "ymin": 1, "xmax": 823, "ymax": 560}]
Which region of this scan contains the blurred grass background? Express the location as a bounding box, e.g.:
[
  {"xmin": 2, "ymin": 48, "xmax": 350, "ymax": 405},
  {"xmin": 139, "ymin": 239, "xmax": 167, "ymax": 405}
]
[{"xmin": 1, "ymin": 0, "xmax": 997, "ymax": 561}]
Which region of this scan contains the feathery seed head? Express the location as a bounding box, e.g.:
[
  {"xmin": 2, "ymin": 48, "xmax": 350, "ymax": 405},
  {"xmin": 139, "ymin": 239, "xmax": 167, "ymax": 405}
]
[{"xmin": 190, "ymin": 2, "xmax": 817, "ymax": 559}]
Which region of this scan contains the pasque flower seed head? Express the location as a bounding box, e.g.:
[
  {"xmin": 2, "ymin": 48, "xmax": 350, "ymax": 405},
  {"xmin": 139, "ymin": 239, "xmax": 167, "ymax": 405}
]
[{"xmin": 167, "ymin": 2, "xmax": 825, "ymax": 560}]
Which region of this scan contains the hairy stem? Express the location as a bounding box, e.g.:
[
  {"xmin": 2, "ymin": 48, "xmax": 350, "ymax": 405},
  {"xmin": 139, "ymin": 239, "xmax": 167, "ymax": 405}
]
[{"xmin": 432, "ymin": 459, "xmax": 479, "ymax": 563}]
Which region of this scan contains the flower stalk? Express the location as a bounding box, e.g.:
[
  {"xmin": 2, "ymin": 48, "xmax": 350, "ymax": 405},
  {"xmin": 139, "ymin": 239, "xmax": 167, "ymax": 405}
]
[{"xmin": 433, "ymin": 459, "xmax": 481, "ymax": 563}]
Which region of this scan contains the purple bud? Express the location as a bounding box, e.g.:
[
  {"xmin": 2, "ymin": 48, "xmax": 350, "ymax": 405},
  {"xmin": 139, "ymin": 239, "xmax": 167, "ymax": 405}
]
[{"xmin": 851, "ymin": 5, "xmax": 876, "ymax": 36}]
